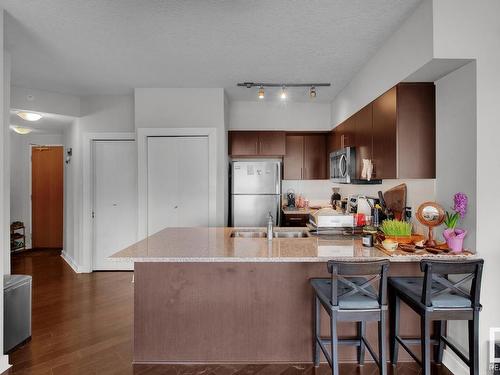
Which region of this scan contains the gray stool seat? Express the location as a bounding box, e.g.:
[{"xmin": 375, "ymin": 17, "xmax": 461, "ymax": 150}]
[
  {"xmin": 388, "ymin": 277, "xmax": 471, "ymax": 308},
  {"xmin": 311, "ymin": 277, "xmax": 379, "ymax": 310}
]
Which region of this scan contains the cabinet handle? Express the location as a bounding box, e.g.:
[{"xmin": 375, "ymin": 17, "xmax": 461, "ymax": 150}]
[{"xmin": 300, "ymin": 167, "xmax": 303, "ymax": 179}]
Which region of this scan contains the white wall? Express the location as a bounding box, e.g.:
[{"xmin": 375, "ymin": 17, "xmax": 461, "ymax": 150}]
[
  {"xmin": 0, "ymin": 8, "xmax": 12, "ymax": 371},
  {"xmin": 435, "ymin": 62, "xmax": 476, "ymax": 249},
  {"xmin": 11, "ymin": 86, "xmax": 80, "ymax": 117},
  {"xmin": 229, "ymin": 101, "xmax": 331, "ymax": 131},
  {"xmin": 431, "ymin": 1, "xmax": 500, "ymax": 373},
  {"xmin": 135, "ymin": 88, "xmax": 227, "ymax": 226},
  {"xmin": 10, "ymin": 133, "xmax": 65, "ymax": 249},
  {"xmin": 63, "ymin": 95, "xmax": 134, "ymax": 270},
  {"xmin": 330, "ymin": 0, "xmax": 434, "ymax": 127}
]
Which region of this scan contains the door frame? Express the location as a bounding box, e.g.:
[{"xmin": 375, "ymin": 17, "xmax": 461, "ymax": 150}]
[
  {"xmin": 28, "ymin": 144, "xmax": 64, "ymax": 250},
  {"xmin": 137, "ymin": 128, "xmax": 217, "ymax": 240},
  {"xmin": 82, "ymin": 133, "xmax": 135, "ymax": 273}
]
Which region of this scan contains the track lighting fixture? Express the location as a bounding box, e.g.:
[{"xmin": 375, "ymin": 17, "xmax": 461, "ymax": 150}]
[
  {"xmin": 237, "ymin": 82, "xmax": 330, "ymax": 100},
  {"xmin": 280, "ymin": 86, "xmax": 287, "ymax": 100},
  {"xmin": 258, "ymin": 86, "xmax": 265, "ymax": 99},
  {"xmin": 310, "ymin": 86, "xmax": 317, "ymax": 98}
]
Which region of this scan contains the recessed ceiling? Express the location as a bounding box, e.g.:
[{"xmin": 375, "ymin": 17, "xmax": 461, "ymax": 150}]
[{"xmin": 2, "ymin": 0, "xmax": 422, "ymax": 102}]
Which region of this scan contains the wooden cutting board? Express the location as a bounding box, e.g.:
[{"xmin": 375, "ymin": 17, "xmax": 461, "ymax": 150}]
[{"xmin": 383, "ymin": 183, "xmax": 407, "ymax": 220}]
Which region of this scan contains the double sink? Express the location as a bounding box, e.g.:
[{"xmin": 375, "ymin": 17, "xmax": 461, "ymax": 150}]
[{"xmin": 230, "ymin": 230, "xmax": 310, "ymax": 239}]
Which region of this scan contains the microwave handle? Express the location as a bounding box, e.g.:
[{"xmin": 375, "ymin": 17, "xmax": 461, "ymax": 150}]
[{"xmin": 339, "ymin": 154, "xmax": 347, "ymax": 177}]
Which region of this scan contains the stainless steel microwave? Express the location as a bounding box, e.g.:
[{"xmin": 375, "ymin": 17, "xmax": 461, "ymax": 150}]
[{"xmin": 330, "ymin": 147, "xmax": 356, "ymax": 183}]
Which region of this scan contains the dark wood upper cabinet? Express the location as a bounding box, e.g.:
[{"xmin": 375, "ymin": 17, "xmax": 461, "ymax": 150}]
[
  {"xmin": 396, "ymin": 83, "xmax": 436, "ymax": 179},
  {"xmin": 331, "ymin": 82, "xmax": 435, "ymax": 180},
  {"xmin": 258, "ymin": 131, "xmax": 286, "ymax": 156},
  {"xmin": 303, "ymin": 135, "xmax": 326, "ymax": 180},
  {"xmin": 229, "ymin": 131, "xmax": 259, "ymax": 156},
  {"xmin": 283, "ymin": 134, "xmax": 326, "ymax": 180},
  {"xmin": 354, "ymin": 103, "xmax": 373, "ymax": 179},
  {"xmin": 283, "ymin": 135, "xmax": 304, "ymax": 180},
  {"xmin": 229, "ymin": 131, "xmax": 285, "ymax": 156},
  {"xmin": 372, "ymin": 86, "xmax": 397, "ymax": 179}
]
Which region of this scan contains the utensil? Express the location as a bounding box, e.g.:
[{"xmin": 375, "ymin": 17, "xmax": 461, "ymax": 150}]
[{"xmin": 383, "ymin": 184, "xmax": 407, "ymax": 220}]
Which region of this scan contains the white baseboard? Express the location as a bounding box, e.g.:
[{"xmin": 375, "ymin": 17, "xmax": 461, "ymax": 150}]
[
  {"xmin": 60, "ymin": 250, "xmax": 80, "ymax": 273},
  {"xmin": 443, "ymin": 348, "xmax": 469, "ymax": 375},
  {"xmin": 0, "ymin": 354, "xmax": 11, "ymax": 374}
]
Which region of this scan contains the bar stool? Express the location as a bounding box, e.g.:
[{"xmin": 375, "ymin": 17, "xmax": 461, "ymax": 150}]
[
  {"xmin": 310, "ymin": 260, "xmax": 390, "ymax": 375},
  {"xmin": 388, "ymin": 259, "xmax": 483, "ymax": 375}
]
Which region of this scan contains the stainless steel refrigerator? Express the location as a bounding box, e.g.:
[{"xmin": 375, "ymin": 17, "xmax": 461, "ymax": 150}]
[{"xmin": 230, "ymin": 159, "xmax": 281, "ymax": 227}]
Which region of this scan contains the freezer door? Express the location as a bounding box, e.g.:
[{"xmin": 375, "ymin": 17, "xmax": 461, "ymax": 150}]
[
  {"xmin": 231, "ymin": 161, "xmax": 281, "ymax": 194},
  {"xmin": 231, "ymin": 195, "xmax": 280, "ymax": 227}
]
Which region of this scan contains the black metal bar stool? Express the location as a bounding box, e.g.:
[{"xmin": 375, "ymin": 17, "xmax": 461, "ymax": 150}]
[
  {"xmin": 310, "ymin": 259, "xmax": 390, "ymax": 375},
  {"xmin": 388, "ymin": 259, "xmax": 483, "ymax": 375}
]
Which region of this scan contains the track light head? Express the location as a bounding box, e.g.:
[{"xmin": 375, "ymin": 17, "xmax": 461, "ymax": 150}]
[
  {"xmin": 258, "ymin": 86, "xmax": 265, "ymax": 99},
  {"xmin": 280, "ymin": 86, "xmax": 287, "ymax": 100},
  {"xmin": 309, "ymin": 86, "xmax": 317, "ymax": 98}
]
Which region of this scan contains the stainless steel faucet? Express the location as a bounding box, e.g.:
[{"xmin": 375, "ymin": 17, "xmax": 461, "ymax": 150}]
[{"xmin": 267, "ymin": 211, "xmax": 274, "ymax": 241}]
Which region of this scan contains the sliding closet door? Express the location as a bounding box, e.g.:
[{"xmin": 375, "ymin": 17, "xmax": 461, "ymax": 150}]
[{"xmin": 147, "ymin": 136, "xmax": 209, "ymax": 236}]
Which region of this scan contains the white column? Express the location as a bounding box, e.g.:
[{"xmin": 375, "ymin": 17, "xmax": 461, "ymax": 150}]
[{"xmin": 0, "ymin": 8, "xmax": 13, "ymax": 372}]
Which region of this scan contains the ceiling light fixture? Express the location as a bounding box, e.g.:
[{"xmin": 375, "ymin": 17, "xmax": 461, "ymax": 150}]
[
  {"xmin": 310, "ymin": 86, "xmax": 317, "ymax": 98},
  {"xmin": 10, "ymin": 125, "xmax": 33, "ymax": 135},
  {"xmin": 17, "ymin": 112, "xmax": 42, "ymax": 122},
  {"xmin": 280, "ymin": 86, "xmax": 287, "ymax": 100},
  {"xmin": 237, "ymin": 82, "xmax": 330, "ymax": 100},
  {"xmin": 258, "ymin": 86, "xmax": 265, "ymax": 99}
]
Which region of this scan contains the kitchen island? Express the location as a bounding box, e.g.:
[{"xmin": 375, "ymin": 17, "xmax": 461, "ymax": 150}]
[{"xmin": 112, "ymin": 227, "xmax": 472, "ymax": 364}]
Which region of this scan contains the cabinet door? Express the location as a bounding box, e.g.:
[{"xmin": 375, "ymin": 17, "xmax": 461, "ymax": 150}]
[
  {"xmin": 372, "ymin": 87, "xmax": 397, "ymax": 179},
  {"xmin": 326, "ymin": 131, "xmax": 337, "ymax": 154},
  {"xmin": 397, "ymin": 83, "xmax": 436, "ymax": 178},
  {"xmin": 304, "ymin": 135, "xmax": 326, "ymax": 179},
  {"xmin": 283, "ymin": 135, "xmax": 304, "ymax": 180},
  {"xmin": 258, "ymin": 131, "xmax": 286, "ymax": 156},
  {"xmin": 336, "ymin": 117, "xmax": 355, "ymax": 149},
  {"xmin": 229, "ymin": 131, "xmax": 259, "ymax": 156},
  {"xmin": 354, "ymin": 103, "xmax": 373, "ymax": 179}
]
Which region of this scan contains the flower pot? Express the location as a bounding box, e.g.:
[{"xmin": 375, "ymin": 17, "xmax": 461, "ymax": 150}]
[{"xmin": 443, "ymin": 228, "xmax": 467, "ymax": 253}]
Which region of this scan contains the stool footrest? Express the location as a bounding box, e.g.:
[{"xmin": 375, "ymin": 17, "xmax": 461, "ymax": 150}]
[
  {"xmin": 319, "ymin": 337, "xmax": 361, "ymax": 346},
  {"xmin": 441, "ymin": 335, "xmax": 470, "ymax": 366}
]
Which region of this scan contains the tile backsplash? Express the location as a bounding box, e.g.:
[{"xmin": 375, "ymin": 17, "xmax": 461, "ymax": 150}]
[{"xmin": 281, "ymin": 179, "xmax": 436, "ymax": 234}]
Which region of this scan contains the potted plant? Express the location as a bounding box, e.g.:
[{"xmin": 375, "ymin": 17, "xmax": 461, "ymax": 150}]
[
  {"xmin": 443, "ymin": 192, "xmax": 468, "ymax": 253},
  {"xmin": 380, "ymin": 219, "xmax": 413, "ymax": 244}
]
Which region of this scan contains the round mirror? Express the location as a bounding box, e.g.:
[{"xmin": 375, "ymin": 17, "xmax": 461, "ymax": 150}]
[
  {"xmin": 416, "ymin": 202, "xmax": 445, "ymax": 247},
  {"xmin": 417, "ymin": 202, "xmax": 445, "ymax": 227}
]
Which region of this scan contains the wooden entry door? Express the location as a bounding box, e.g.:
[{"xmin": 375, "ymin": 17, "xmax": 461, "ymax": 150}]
[{"xmin": 32, "ymin": 146, "xmax": 63, "ymax": 249}]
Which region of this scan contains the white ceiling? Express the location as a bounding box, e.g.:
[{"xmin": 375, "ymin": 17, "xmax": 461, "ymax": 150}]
[
  {"xmin": 2, "ymin": 0, "xmax": 422, "ymax": 102},
  {"xmin": 10, "ymin": 110, "xmax": 74, "ymax": 134}
]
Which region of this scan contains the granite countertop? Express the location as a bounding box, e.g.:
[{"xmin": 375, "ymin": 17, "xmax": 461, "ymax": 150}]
[{"xmin": 111, "ymin": 227, "xmax": 474, "ymax": 263}]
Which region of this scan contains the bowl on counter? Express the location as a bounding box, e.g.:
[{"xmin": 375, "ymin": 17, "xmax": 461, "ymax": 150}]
[{"xmin": 382, "ymin": 239, "xmax": 399, "ymax": 252}]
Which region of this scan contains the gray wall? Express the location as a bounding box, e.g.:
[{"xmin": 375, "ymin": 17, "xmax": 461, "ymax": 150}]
[{"xmin": 435, "ymin": 61, "xmax": 477, "ymax": 250}]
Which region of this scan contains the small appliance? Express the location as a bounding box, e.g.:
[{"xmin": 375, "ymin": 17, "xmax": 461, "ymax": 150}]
[
  {"xmin": 286, "ymin": 189, "xmax": 296, "ymax": 208},
  {"xmin": 329, "ymin": 147, "xmax": 382, "ymax": 184}
]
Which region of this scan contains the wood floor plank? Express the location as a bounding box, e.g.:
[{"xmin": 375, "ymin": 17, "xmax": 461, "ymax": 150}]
[{"xmin": 8, "ymin": 250, "xmax": 453, "ymax": 375}]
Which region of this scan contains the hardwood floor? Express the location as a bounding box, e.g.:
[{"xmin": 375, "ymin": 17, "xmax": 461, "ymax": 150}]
[{"xmin": 8, "ymin": 250, "xmax": 453, "ymax": 375}]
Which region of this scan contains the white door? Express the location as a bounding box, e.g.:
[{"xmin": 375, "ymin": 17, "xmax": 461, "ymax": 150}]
[
  {"xmin": 92, "ymin": 140, "xmax": 137, "ymax": 270},
  {"xmin": 147, "ymin": 136, "xmax": 209, "ymax": 235}
]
